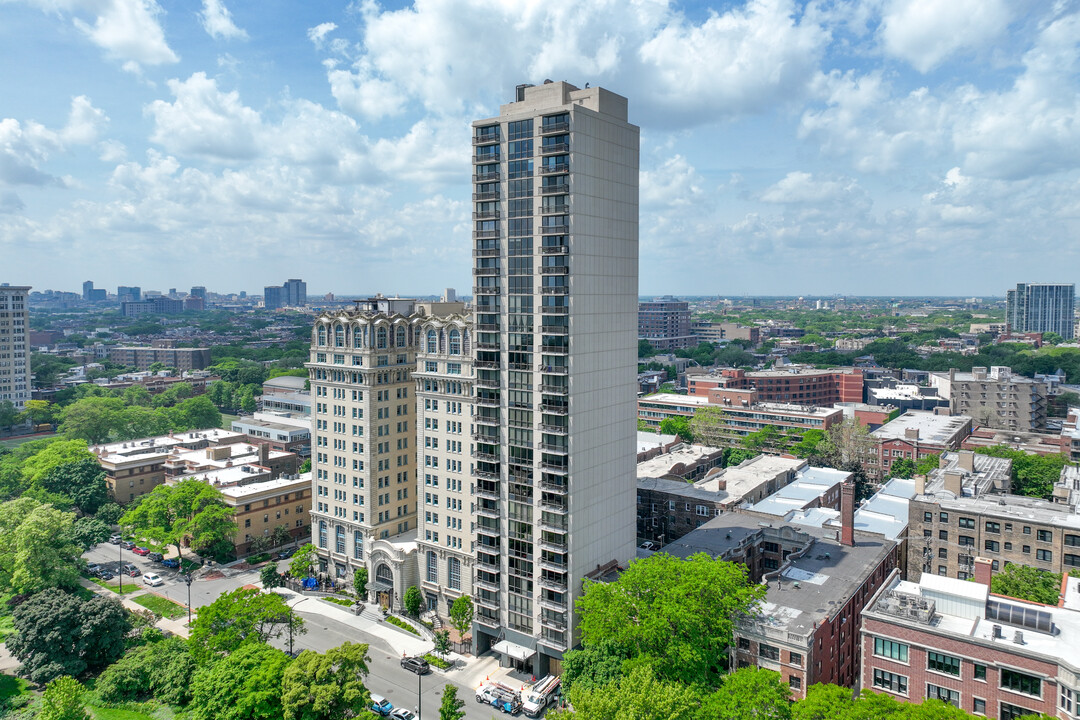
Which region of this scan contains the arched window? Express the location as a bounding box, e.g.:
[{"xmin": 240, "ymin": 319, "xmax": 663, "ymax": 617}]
[
  {"xmin": 335, "ymin": 526, "xmax": 346, "ymax": 553},
  {"xmin": 318, "ymin": 521, "xmax": 327, "ymax": 549},
  {"xmin": 334, "ymin": 326, "xmax": 345, "ymax": 347},
  {"xmin": 426, "ymin": 551, "xmax": 437, "ymax": 583},
  {"xmin": 448, "ymin": 557, "xmax": 461, "ymax": 590},
  {"xmin": 354, "ymin": 531, "xmax": 363, "ymax": 559},
  {"xmin": 396, "ymin": 326, "xmax": 406, "ymax": 348},
  {"xmin": 317, "ymin": 326, "xmax": 326, "ymax": 346},
  {"xmin": 449, "ymin": 329, "xmax": 461, "ymax": 354},
  {"xmin": 377, "ymin": 327, "xmax": 388, "ymax": 349},
  {"xmin": 376, "ymin": 563, "xmax": 393, "ymax": 585},
  {"xmin": 353, "ymin": 326, "xmax": 363, "ymax": 348},
  {"xmin": 427, "ymin": 330, "xmax": 437, "ymax": 353}
]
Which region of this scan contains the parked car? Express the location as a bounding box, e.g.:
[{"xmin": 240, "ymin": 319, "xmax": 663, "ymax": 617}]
[
  {"xmin": 639, "ymin": 541, "xmax": 658, "ymax": 551},
  {"xmin": 369, "ymin": 694, "xmax": 394, "ymax": 716},
  {"xmin": 109, "ymin": 535, "xmax": 122, "ymax": 545},
  {"xmin": 120, "ymin": 540, "xmax": 136, "ymax": 550},
  {"xmin": 86, "ymin": 563, "xmax": 100, "ymax": 575},
  {"xmin": 147, "ymin": 552, "xmax": 164, "ymax": 562},
  {"xmin": 132, "ymin": 546, "xmax": 150, "ymax": 556},
  {"xmin": 390, "ymin": 710, "xmax": 416, "ymax": 720},
  {"xmin": 121, "ymin": 563, "xmax": 141, "ymax": 577},
  {"xmin": 400, "ymin": 656, "xmax": 430, "ymax": 675},
  {"xmin": 275, "ymin": 547, "xmax": 297, "ymax": 560},
  {"xmin": 98, "ymin": 571, "xmax": 114, "ymax": 581},
  {"xmin": 143, "ymin": 573, "xmax": 164, "ymax": 587},
  {"xmin": 161, "ymin": 558, "xmax": 181, "ymax": 569}
]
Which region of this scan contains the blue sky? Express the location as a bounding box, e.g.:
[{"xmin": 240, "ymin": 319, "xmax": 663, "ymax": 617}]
[{"xmin": 2, "ymin": 0, "xmax": 1079, "ymax": 297}]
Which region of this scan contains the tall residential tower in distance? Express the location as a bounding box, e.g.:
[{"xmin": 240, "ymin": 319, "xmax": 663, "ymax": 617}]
[
  {"xmin": 0, "ymin": 285, "xmax": 31, "ymax": 411},
  {"xmin": 1006, "ymin": 282, "xmax": 1075, "ymax": 339},
  {"xmin": 471, "ymin": 81, "xmax": 639, "ymax": 674}
]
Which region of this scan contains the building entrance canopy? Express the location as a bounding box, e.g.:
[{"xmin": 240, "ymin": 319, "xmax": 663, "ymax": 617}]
[{"xmin": 493, "ymin": 639, "xmax": 536, "ymax": 662}]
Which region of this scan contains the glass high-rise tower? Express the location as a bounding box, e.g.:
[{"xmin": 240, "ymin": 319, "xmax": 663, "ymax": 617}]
[
  {"xmin": 1006, "ymin": 283, "xmax": 1075, "ymax": 339},
  {"xmin": 470, "ymin": 81, "xmax": 639, "ymax": 675}
]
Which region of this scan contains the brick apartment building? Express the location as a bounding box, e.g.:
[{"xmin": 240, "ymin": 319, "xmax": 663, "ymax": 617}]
[
  {"xmin": 861, "ymin": 561, "xmax": 1080, "ymax": 720},
  {"xmin": 907, "ymin": 451, "xmax": 1080, "ymax": 582},
  {"xmin": 108, "ymin": 346, "xmax": 212, "ymax": 371},
  {"xmin": 665, "ymin": 484, "xmax": 900, "ymax": 698},
  {"xmin": 870, "ymin": 411, "xmax": 973, "ymax": 479},
  {"xmin": 930, "ymin": 367, "xmax": 1049, "ymax": 432},
  {"xmin": 687, "ymin": 367, "xmax": 863, "ymax": 406},
  {"xmin": 638, "ymin": 296, "xmax": 695, "ymax": 350},
  {"xmin": 691, "ymin": 321, "xmax": 761, "ymax": 345}
]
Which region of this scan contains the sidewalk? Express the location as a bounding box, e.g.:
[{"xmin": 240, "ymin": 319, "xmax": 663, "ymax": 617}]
[{"xmin": 79, "ymin": 578, "xmax": 192, "ymax": 638}]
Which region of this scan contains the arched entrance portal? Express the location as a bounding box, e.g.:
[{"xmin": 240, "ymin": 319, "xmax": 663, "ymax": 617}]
[{"xmin": 374, "ymin": 563, "xmax": 394, "ymax": 610}]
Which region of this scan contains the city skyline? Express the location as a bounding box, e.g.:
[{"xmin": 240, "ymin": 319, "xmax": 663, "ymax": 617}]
[{"xmin": 3, "ymin": 0, "xmax": 1080, "ymax": 295}]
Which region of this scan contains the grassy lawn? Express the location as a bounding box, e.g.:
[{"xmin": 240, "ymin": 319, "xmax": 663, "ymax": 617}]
[
  {"xmin": 87, "ymin": 705, "xmax": 170, "ymax": 720},
  {"xmin": 91, "ymin": 578, "xmax": 140, "ymax": 595},
  {"xmin": 0, "ymin": 433, "xmax": 56, "ymax": 450},
  {"xmin": 0, "ymin": 673, "xmax": 31, "ymax": 702},
  {"xmin": 131, "ymin": 594, "xmax": 187, "ymax": 620},
  {"xmin": 219, "ymin": 412, "xmax": 239, "ymax": 430}
]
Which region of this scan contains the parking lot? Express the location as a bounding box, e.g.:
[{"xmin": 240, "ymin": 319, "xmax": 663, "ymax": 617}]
[{"xmin": 81, "ymin": 542, "xmax": 262, "ymax": 609}]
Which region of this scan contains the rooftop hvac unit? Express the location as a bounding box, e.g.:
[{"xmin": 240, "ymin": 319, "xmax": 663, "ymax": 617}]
[
  {"xmin": 992, "ymin": 624, "xmax": 1003, "ymax": 639},
  {"xmin": 1014, "ymin": 631, "xmax": 1024, "ymax": 645}
]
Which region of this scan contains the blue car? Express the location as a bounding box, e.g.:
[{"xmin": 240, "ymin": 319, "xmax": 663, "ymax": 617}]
[
  {"xmin": 370, "ymin": 694, "xmax": 394, "ymax": 716},
  {"xmin": 161, "ymin": 558, "xmax": 181, "ymax": 569}
]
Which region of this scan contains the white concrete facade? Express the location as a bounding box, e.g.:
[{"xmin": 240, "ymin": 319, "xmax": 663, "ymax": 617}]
[
  {"xmin": 0, "ymin": 286, "xmax": 30, "ymax": 411},
  {"xmin": 470, "ymin": 81, "xmax": 639, "ymax": 673}
]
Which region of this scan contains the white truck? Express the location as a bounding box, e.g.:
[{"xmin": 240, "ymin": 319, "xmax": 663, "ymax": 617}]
[{"xmin": 522, "ymin": 675, "xmax": 560, "ymax": 717}]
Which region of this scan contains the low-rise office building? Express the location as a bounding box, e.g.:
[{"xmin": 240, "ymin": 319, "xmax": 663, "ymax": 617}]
[
  {"xmin": 691, "ymin": 321, "xmax": 761, "ymax": 345},
  {"xmin": 861, "ymin": 564, "xmax": 1080, "ymax": 720},
  {"xmin": 108, "ymin": 346, "xmax": 212, "ymax": 371}
]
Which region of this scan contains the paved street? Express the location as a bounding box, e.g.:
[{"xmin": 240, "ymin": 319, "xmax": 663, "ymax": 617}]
[{"xmin": 81, "ymin": 545, "xmax": 551, "ymax": 718}]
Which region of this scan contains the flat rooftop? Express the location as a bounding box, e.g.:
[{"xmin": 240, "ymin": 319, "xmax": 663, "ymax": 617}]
[
  {"xmin": 869, "ymin": 573, "xmax": 1080, "ymax": 669},
  {"xmin": 94, "ymin": 429, "xmax": 245, "ymax": 458},
  {"xmin": 636, "ymin": 442, "xmax": 724, "ymax": 479},
  {"xmin": 666, "ymin": 513, "xmax": 895, "ymax": 637},
  {"xmin": 636, "ymin": 431, "xmax": 677, "ymax": 454},
  {"xmin": 872, "ymin": 411, "xmax": 972, "ymax": 444},
  {"xmin": 748, "ymin": 467, "xmax": 850, "ymax": 517},
  {"xmin": 923, "ymin": 451, "xmax": 1012, "ymax": 497},
  {"xmin": 637, "ymin": 476, "xmax": 727, "ymax": 504},
  {"xmin": 695, "ymin": 455, "xmax": 806, "ymax": 498}
]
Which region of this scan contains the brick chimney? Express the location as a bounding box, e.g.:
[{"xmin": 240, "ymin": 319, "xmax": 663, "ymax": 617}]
[
  {"xmin": 258, "ymin": 442, "xmax": 270, "ymax": 466},
  {"xmin": 974, "ymin": 557, "xmax": 993, "ymax": 587},
  {"xmin": 840, "ymin": 482, "xmax": 855, "ymax": 547}
]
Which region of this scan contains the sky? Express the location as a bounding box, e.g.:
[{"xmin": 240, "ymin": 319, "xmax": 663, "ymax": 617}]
[{"xmin": 2, "ymin": 0, "xmax": 1079, "ymax": 298}]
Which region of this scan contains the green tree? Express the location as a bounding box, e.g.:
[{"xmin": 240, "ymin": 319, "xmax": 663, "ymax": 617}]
[
  {"xmin": 702, "ymin": 666, "xmax": 792, "ymax": 720},
  {"xmin": 290, "ymin": 543, "xmax": 319, "ymax": 579},
  {"xmin": 433, "ymin": 629, "xmax": 451, "ymax": 657},
  {"xmin": 449, "ymin": 596, "xmax": 473, "ymax": 644},
  {"xmin": 916, "ymin": 453, "xmax": 941, "ymax": 475},
  {"xmin": 1043, "ymin": 332, "xmax": 1065, "ymax": 345},
  {"xmin": 0, "ymin": 497, "xmax": 83, "ymax": 593},
  {"xmin": 38, "ymin": 458, "xmax": 109, "ymax": 515},
  {"xmin": 888, "ymin": 458, "xmax": 917, "ymax": 479},
  {"xmin": 95, "ymin": 502, "xmax": 124, "ymax": 526},
  {"xmin": 353, "ymin": 567, "xmax": 368, "ymax": 603},
  {"xmin": 58, "ymin": 397, "xmax": 128, "ymax": 443},
  {"xmin": 0, "ymin": 400, "xmax": 19, "ymax": 429},
  {"xmin": 689, "ymin": 406, "xmax": 731, "ymax": 448},
  {"xmin": 18, "ymin": 439, "xmax": 94, "ymax": 488},
  {"xmin": 791, "ymin": 428, "xmax": 828, "ymax": 462},
  {"xmin": 742, "ymin": 425, "xmax": 782, "ymax": 453},
  {"xmin": 403, "ymin": 585, "xmax": 423, "ymax": 617},
  {"xmin": 239, "ymin": 386, "xmax": 257, "ymax": 414},
  {"xmin": 95, "ymin": 637, "xmax": 195, "ymax": 705},
  {"xmin": 974, "ymin": 446, "xmax": 1068, "ymax": 499},
  {"xmin": 574, "ymin": 552, "xmax": 766, "ymax": 688},
  {"xmin": 555, "ymin": 665, "xmax": 701, "ymax": 720},
  {"xmin": 121, "ymin": 385, "xmax": 153, "ymax": 407},
  {"xmin": 638, "ymin": 340, "xmax": 657, "ymax": 359},
  {"xmin": 280, "ymin": 643, "xmax": 372, "ymax": 720},
  {"xmin": 120, "ymin": 479, "xmax": 236, "ymax": 561},
  {"xmin": 38, "ymin": 676, "xmax": 89, "ymax": 720},
  {"xmin": 271, "ymin": 524, "xmax": 293, "ymax": 548},
  {"xmin": 191, "ymin": 642, "xmax": 291, "ymax": 720},
  {"xmin": 189, "ymin": 588, "xmax": 304, "ymax": 664},
  {"xmin": 70, "ymin": 516, "xmax": 112, "ymax": 550},
  {"xmin": 659, "ymin": 416, "xmax": 693, "ymax": 443},
  {"xmin": 21, "ymin": 399, "xmax": 60, "ymax": 426},
  {"xmin": 989, "ymin": 564, "xmax": 1063, "ymax": 605},
  {"xmin": 438, "ymin": 684, "xmax": 466, "ymax": 720},
  {"xmin": 637, "ymin": 419, "xmax": 653, "ymax": 432},
  {"xmin": 8, "ymin": 589, "xmax": 130, "ymax": 684},
  {"xmin": 299, "ymin": 458, "xmax": 312, "ymax": 473},
  {"xmin": 261, "ymin": 563, "xmax": 284, "ymax": 589},
  {"xmin": 170, "ymin": 395, "xmax": 222, "ymax": 431},
  {"xmin": 561, "ymin": 640, "xmax": 630, "ymax": 693}
]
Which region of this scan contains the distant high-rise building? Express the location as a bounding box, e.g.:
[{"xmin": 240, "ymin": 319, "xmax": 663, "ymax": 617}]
[
  {"xmin": 117, "ymin": 286, "xmax": 141, "ymax": 303},
  {"xmin": 190, "ymin": 286, "xmax": 207, "ymax": 301},
  {"xmin": 264, "ymin": 285, "xmax": 284, "ymax": 310},
  {"xmin": 1006, "ymin": 283, "xmax": 1075, "ymax": 339},
  {"xmin": 638, "ymin": 296, "xmax": 694, "ymax": 350},
  {"xmin": 0, "ymin": 285, "xmax": 31, "ymax": 410},
  {"xmin": 82, "ymin": 280, "xmax": 94, "ymax": 301},
  {"xmin": 284, "ymin": 279, "xmax": 307, "ymax": 307},
  {"xmin": 469, "ymin": 81, "xmax": 639, "ymax": 673}
]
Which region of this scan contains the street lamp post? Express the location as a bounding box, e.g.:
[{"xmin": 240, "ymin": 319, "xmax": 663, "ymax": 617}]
[
  {"xmin": 184, "ymin": 572, "xmax": 194, "ymax": 625},
  {"xmin": 416, "ymin": 666, "xmax": 421, "ymax": 720},
  {"xmin": 118, "ymin": 542, "xmax": 123, "ymax": 593}
]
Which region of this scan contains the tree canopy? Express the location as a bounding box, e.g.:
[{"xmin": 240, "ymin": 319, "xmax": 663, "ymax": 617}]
[
  {"xmin": 191, "ymin": 642, "xmax": 292, "ymax": 720},
  {"xmin": 189, "ymin": 588, "xmax": 304, "ymax": 664},
  {"xmin": 988, "ymin": 564, "xmax": 1063, "ymax": 606},
  {"xmin": 120, "ymin": 479, "xmax": 236, "ymax": 560},
  {"xmin": 0, "ymin": 497, "xmax": 84, "ymax": 594},
  {"xmin": 973, "ymin": 446, "xmax": 1068, "ymax": 499},
  {"xmin": 280, "ymin": 643, "xmax": 372, "ymax": 720},
  {"xmin": 569, "ymin": 552, "xmax": 766, "ymax": 689}
]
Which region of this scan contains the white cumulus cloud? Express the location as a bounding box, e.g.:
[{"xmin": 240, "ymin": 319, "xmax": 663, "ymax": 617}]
[
  {"xmin": 879, "ymin": 0, "xmax": 1012, "ymax": 73},
  {"xmin": 199, "ymin": 0, "xmax": 247, "ymax": 40}
]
